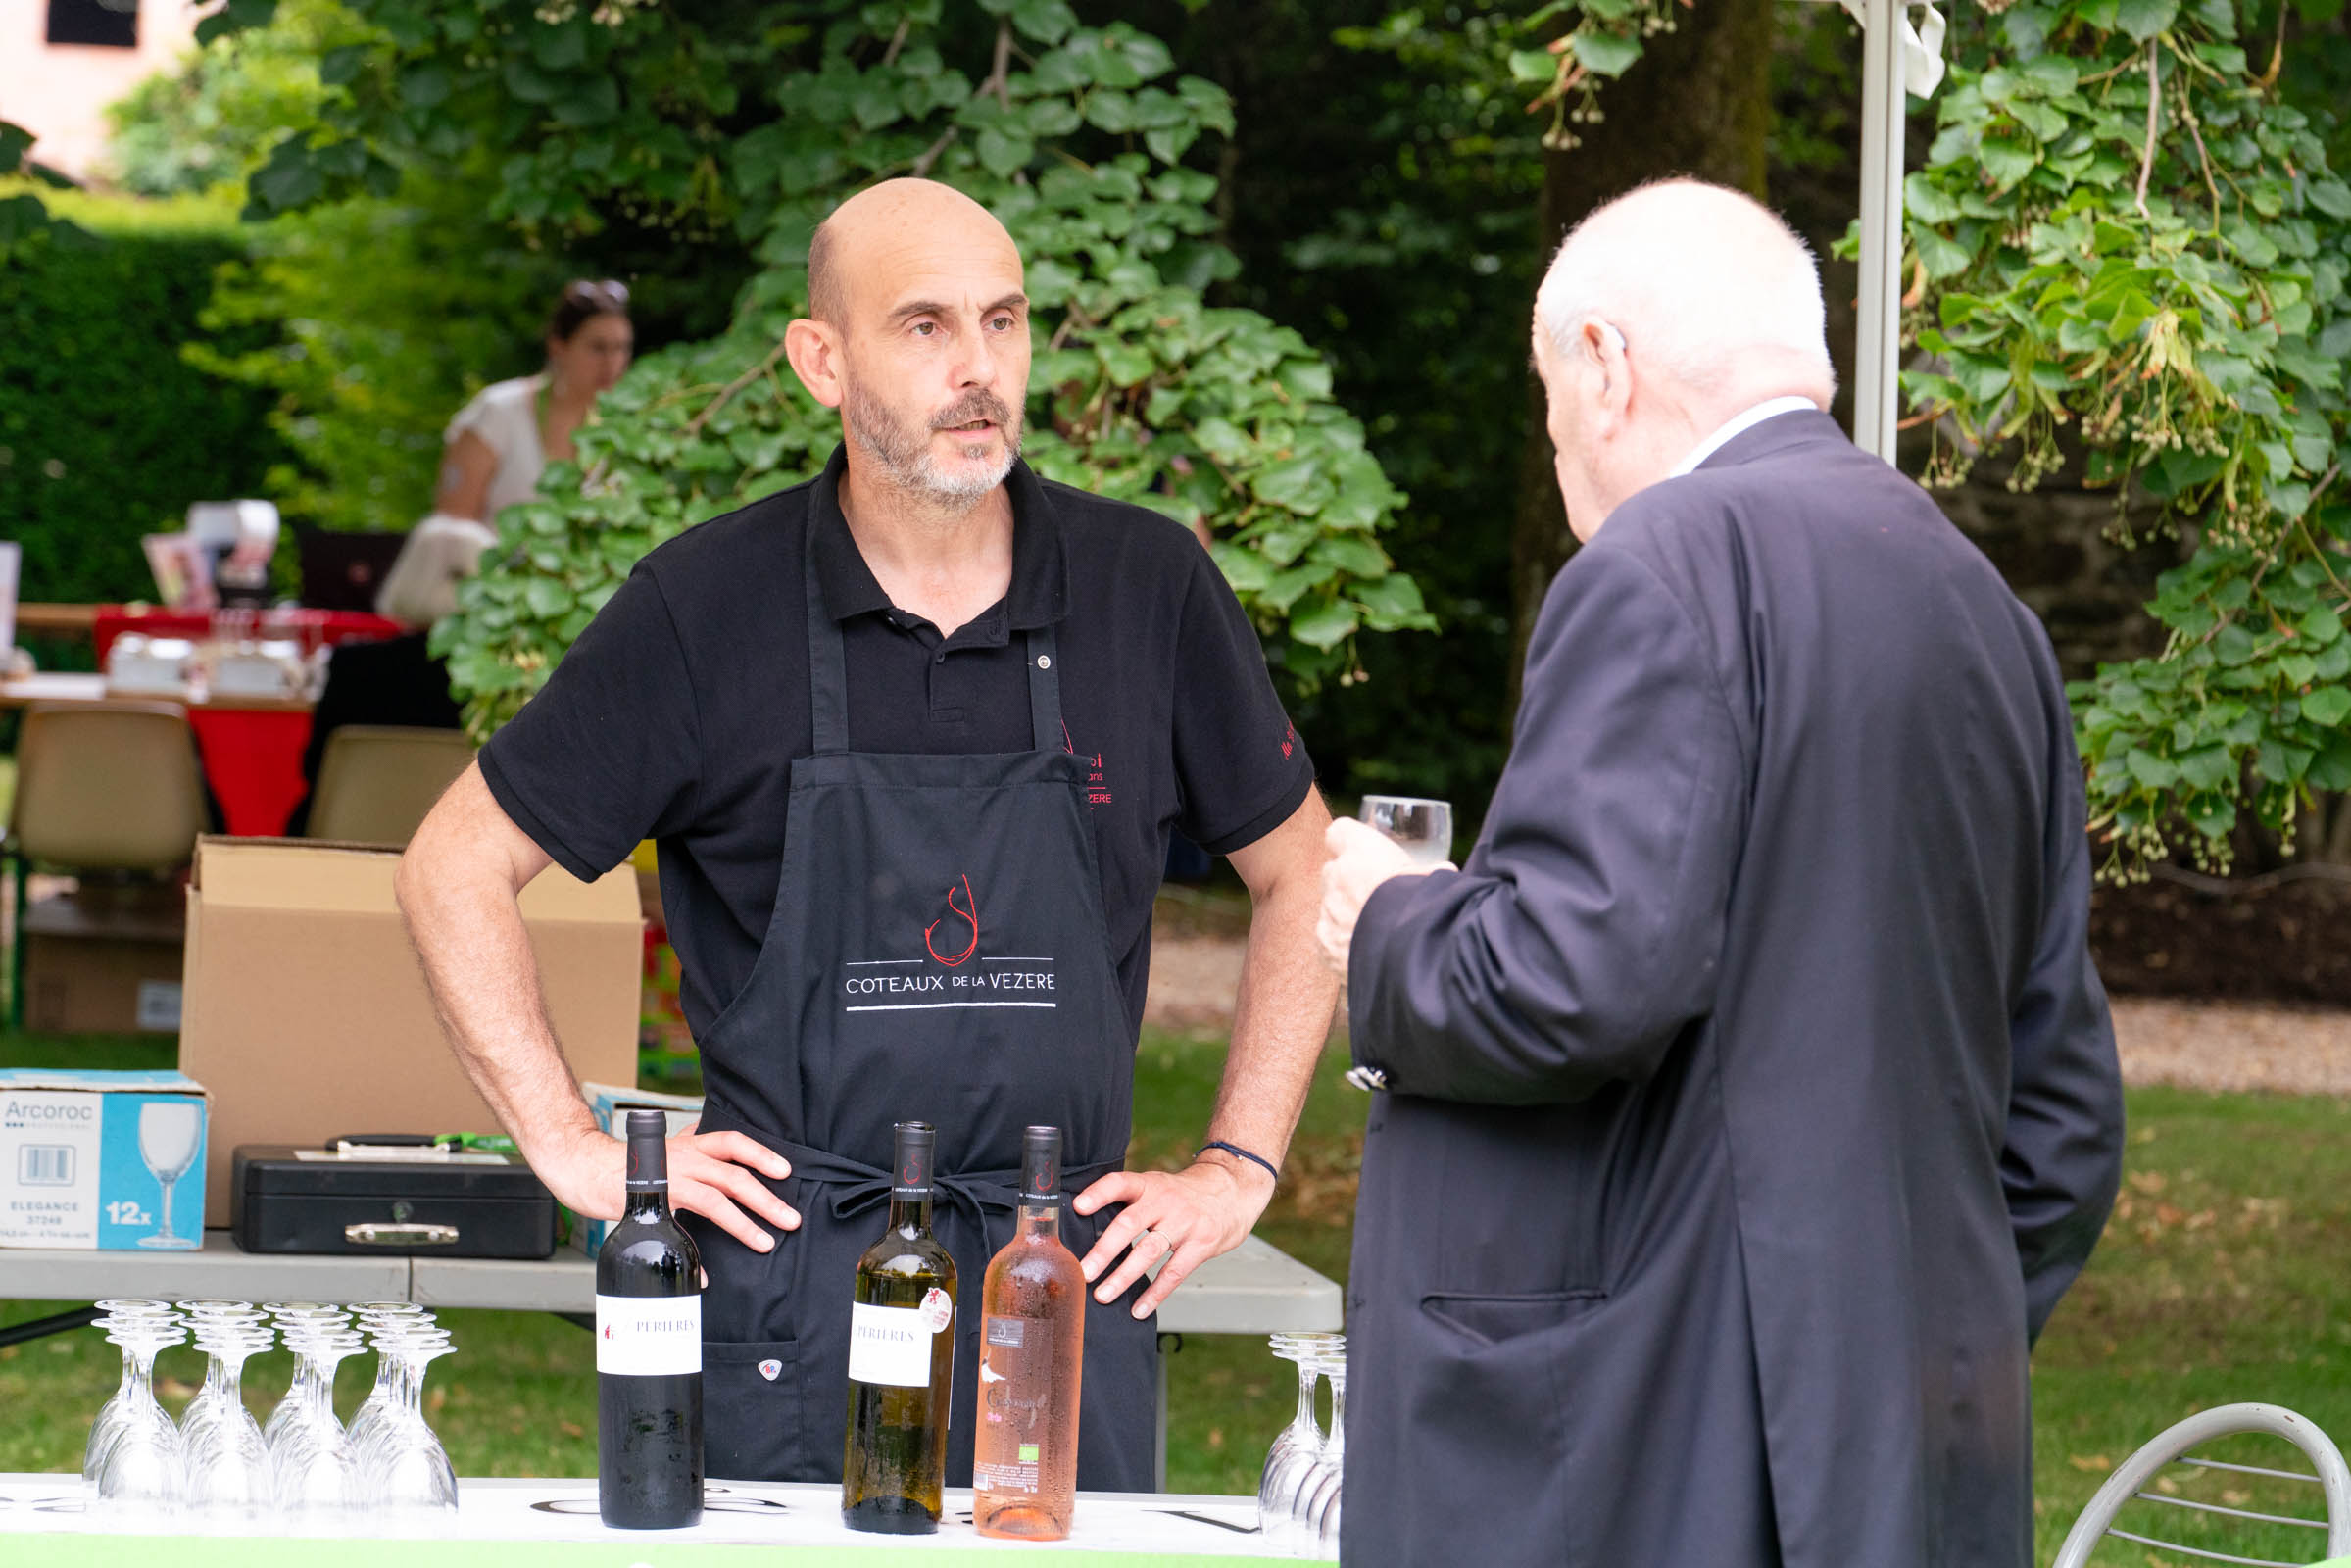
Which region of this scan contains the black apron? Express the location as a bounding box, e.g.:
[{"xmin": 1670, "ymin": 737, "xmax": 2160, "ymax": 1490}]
[{"xmin": 683, "ymin": 517, "xmax": 1157, "ymax": 1492}]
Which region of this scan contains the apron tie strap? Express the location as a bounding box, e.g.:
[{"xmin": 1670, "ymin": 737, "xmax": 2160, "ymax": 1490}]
[{"xmin": 766, "ymin": 1138, "xmax": 1119, "ymax": 1263}]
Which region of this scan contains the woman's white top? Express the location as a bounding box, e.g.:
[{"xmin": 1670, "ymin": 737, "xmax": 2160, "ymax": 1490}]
[{"xmin": 444, "ymin": 374, "xmax": 548, "ymax": 520}]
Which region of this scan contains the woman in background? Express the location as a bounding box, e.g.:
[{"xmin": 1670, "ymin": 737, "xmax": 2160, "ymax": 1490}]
[
  {"xmin": 435, "ymin": 278, "xmax": 634, "ymax": 522},
  {"xmin": 282, "ymin": 516, "xmax": 496, "ymax": 835}
]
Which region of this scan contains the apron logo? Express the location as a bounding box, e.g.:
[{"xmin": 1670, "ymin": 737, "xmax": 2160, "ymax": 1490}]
[
  {"xmin": 758, "ymin": 1358, "xmax": 782, "ymax": 1382},
  {"xmin": 924, "ymin": 874, "xmax": 981, "ymax": 968}
]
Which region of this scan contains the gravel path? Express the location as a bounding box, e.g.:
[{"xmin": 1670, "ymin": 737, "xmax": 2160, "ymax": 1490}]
[{"xmin": 1145, "ymin": 933, "xmax": 2351, "ymax": 1098}]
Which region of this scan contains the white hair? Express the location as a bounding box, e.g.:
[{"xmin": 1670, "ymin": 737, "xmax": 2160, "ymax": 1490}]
[
  {"xmin": 376, "ymin": 514, "xmax": 499, "ymax": 629},
  {"xmin": 1536, "ymin": 180, "xmax": 1835, "ymax": 399}
]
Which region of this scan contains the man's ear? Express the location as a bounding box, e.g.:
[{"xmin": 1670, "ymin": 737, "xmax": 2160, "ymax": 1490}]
[
  {"xmin": 1583, "ymin": 318, "xmax": 1631, "ymax": 419},
  {"xmin": 784, "ymin": 318, "xmax": 845, "ymax": 411}
]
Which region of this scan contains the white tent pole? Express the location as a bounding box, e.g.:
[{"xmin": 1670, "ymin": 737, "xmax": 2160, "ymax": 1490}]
[{"xmin": 1853, "ymin": 0, "xmax": 1909, "ymax": 461}]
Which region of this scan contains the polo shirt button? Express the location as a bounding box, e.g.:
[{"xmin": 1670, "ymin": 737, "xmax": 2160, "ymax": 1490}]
[{"xmin": 1037, "ymin": 655, "xmax": 1052, "ymax": 670}]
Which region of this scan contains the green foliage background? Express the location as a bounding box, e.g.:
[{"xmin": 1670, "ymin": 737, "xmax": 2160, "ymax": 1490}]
[
  {"xmin": 199, "ymin": 0, "xmax": 1438, "ymax": 734},
  {"xmin": 0, "ymin": 191, "xmax": 286, "ymax": 605}
]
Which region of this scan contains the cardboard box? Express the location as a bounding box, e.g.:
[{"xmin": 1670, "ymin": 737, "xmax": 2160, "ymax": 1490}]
[
  {"xmin": 0, "ymin": 1070, "xmax": 208, "ymax": 1250},
  {"xmin": 577, "ymin": 1080, "xmax": 703, "ymax": 1257},
  {"xmin": 22, "ymin": 883, "xmax": 185, "ymax": 1035},
  {"xmin": 178, "ymin": 837, "xmax": 642, "ymax": 1228}
]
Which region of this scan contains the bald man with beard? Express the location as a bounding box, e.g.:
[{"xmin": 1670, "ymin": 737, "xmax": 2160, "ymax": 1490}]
[
  {"xmin": 1317, "ymin": 180, "xmax": 2125, "ymax": 1566},
  {"xmin": 398, "ymin": 179, "xmax": 1338, "ymax": 1504}
]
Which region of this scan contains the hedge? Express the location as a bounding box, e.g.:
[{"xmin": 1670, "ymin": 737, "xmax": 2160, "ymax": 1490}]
[{"xmin": 0, "ymin": 190, "xmax": 286, "ymax": 608}]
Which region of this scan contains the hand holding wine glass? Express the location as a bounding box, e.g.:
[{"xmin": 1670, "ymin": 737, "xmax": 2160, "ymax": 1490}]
[{"xmin": 1317, "ymin": 798, "xmax": 1457, "ymax": 977}]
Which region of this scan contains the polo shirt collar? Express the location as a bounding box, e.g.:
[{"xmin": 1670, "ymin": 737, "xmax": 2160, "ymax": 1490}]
[{"xmin": 808, "ymin": 443, "xmax": 1069, "ymax": 630}]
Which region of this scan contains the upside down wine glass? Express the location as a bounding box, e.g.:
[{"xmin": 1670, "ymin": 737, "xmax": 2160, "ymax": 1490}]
[
  {"xmin": 1294, "ymin": 1347, "xmax": 1347, "ymax": 1557},
  {"xmin": 82, "ymin": 1301, "xmax": 178, "ymax": 1484},
  {"xmin": 89, "ymin": 1314, "xmax": 188, "ymax": 1524},
  {"xmin": 361, "ymin": 1327, "xmax": 458, "ymax": 1520},
  {"xmin": 181, "ymin": 1323, "xmax": 276, "ymax": 1520},
  {"xmin": 1257, "ymin": 1331, "xmax": 1341, "ymax": 1551}
]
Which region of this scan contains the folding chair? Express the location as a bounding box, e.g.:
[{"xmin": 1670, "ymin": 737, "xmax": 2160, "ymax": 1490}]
[
  {"xmin": 2052, "ymin": 1402, "xmax": 2351, "ymax": 1567},
  {"xmin": 4, "ymin": 701, "xmax": 207, "ymax": 1030},
  {"xmin": 303, "ymin": 725, "xmax": 474, "ymax": 845}
]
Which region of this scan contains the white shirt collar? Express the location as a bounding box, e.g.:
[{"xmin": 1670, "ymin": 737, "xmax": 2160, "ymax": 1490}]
[{"xmin": 1666, "ymin": 396, "xmax": 1821, "ymax": 478}]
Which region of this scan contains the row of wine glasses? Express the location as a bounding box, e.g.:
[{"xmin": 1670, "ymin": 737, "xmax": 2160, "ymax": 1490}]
[
  {"xmin": 1256, "ymin": 1331, "xmax": 1346, "ymax": 1558},
  {"xmin": 80, "ymin": 1299, "xmax": 459, "ymax": 1525}
]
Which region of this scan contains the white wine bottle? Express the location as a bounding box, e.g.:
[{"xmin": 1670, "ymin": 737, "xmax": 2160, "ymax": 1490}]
[
  {"xmin": 841, "ymin": 1120, "xmax": 957, "ymax": 1534},
  {"xmin": 973, "ymin": 1124, "xmax": 1085, "ymax": 1541}
]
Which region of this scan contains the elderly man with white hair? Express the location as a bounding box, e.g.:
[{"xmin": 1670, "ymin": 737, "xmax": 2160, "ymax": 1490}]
[{"xmin": 1318, "ymin": 179, "xmax": 2124, "ymax": 1566}]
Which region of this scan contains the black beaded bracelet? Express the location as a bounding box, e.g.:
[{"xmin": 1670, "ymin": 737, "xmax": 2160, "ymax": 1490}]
[{"xmin": 1198, "ymin": 1138, "xmax": 1280, "ymax": 1185}]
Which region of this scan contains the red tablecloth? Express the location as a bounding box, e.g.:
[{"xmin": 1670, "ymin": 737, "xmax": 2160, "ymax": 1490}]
[
  {"xmin": 91, "ymin": 607, "xmax": 399, "ymax": 834},
  {"xmin": 187, "ymin": 708, "xmax": 315, "ymax": 836},
  {"xmin": 92, "ymin": 607, "xmax": 402, "ymax": 663}
]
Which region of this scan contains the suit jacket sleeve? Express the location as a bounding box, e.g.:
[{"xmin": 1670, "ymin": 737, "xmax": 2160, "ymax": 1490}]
[
  {"xmin": 1347, "ymin": 541, "xmax": 1746, "ymax": 1106},
  {"xmin": 2002, "ymin": 655, "xmax": 2125, "ymax": 1345}
]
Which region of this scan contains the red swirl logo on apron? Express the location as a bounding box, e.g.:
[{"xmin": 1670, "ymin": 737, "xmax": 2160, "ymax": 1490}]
[{"xmin": 923, "ymin": 875, "xmax": 980, "ymax": 968}]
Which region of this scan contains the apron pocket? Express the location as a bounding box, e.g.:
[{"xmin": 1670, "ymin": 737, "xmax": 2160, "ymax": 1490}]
[{"xmin": 704, "ymin": 1338, "xmax": 804, "ymax": 1483}]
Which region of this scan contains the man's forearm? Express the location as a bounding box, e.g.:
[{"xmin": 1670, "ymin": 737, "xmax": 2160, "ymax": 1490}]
[
  {"xmin": 395, "ymin": 850, "xmax": 599, "ymax": 1171},
  {"xmin": 1206, "ymin": 863, "xmax": 1340, "ymax": 1175}
]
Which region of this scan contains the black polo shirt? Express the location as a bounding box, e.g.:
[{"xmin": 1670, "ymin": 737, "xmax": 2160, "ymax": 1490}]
[{"xmin": 479, "ymin": 445, "xmax": 1316, "ymax": 1040}]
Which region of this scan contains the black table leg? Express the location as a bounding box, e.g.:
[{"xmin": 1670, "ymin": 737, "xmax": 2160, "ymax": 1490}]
[{"xmin": 0, "ymin": 1306, "xmax": 100, "ymax": 1348}]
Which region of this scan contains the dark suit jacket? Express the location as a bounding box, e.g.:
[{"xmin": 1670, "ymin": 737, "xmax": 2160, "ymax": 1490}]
[
  {"xmin": 1340, "ymin": 412, "xmax": 2124, "ymax": 1568},
  {"xmin": 282, "ymin": 632, "xmax": 463, "ymax": 836}
]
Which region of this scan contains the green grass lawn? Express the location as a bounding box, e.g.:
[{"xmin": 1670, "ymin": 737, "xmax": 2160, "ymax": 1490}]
[{"xmin": 5, "ymin": 1020, "xmax": 2350, "ymax": 1566}]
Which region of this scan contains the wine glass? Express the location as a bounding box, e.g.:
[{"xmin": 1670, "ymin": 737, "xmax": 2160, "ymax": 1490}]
[
  {"xmin": 1298, "ymin": 1346, "xmax": 1347, "ymax": 1557},
  {"xmin": 1258, "ymin": 1334, "xmax": 1340, "ymax": 1551},
  {"xmin": 1257, "ymin": 1333, "xmax": 1335, "ymax": 1535},
  {"xmin": 136, "ymin": 1102, "xmax": 204, "ymax": 1249},
  {"xmin": 91, "ymin": 1320, "xmax": 187, "ymax": 1527},
  {"xmin": 361, "ymin": 1329, "xmax": 458, "ymax": 1520},
  {"xmin": 1357, "ymin": 796, "xmax": 1453, "ymax": 868},
  {"xmin": 181, "ymin": 1325, "xmax": 276, "ymax": 1520},
  {"xmin": 345, "ymin": 1306, "xmax": 432, "ymax": 1467},
  {"xmin": 82, "ymin": 1303, "xmax": 178, "ymax": 1484},
  {"xmin": 271, "ymin": 1326, "xmax": 365, "ymax": 1518},
  {"xmin": 264, "ymin": 1307, "xmax": 355, "ymax": 1450}
]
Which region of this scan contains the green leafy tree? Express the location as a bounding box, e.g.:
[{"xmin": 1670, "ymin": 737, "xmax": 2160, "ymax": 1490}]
[
  {"xmin": 1428, "ymin": 0, "xmax": 2351, "ymax": 877},
  {"xmin": 200, "ymin": 0, "xmax": 1433, "ymax": 737}
]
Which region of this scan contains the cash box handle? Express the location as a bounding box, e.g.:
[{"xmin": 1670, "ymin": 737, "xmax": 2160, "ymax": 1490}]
[{"xmin": 345, "ymin": 1222, "xmax": 460, "ymax": 1247}]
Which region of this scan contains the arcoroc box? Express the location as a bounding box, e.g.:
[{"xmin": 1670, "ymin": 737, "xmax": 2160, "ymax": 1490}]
[
  {"xmin": 178, "ymin": 836, "xmax": 642, "ymax": 1228},
  {"xmin": 0, "ymin": 1070, "xmax": 208, "ymax": 1250}
]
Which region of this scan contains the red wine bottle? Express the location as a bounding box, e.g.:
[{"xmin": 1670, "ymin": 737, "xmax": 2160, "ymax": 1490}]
[{"xmin": 596, "ymin": 1110, "xmax": 704, "ymax": 1529}]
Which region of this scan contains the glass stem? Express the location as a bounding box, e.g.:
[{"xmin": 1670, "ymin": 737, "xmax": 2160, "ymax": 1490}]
[
  {"xmin": 1323, "ymin": 1371, "xmax": 1346, "ymax": 1466},
  {"xmin": 1292, "ymin": 1360, "xmax": 1320, "ymax": 1444}
]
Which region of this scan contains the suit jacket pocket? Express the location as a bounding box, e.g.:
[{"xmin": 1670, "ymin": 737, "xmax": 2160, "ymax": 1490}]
[
  {"xmin": 704, "ymin": 1338, "xmax": 803, "ymax": 1482},
  {"xmin": 1396, "ymin": 1291, "xmax": 1604, "ymax": 1564}
]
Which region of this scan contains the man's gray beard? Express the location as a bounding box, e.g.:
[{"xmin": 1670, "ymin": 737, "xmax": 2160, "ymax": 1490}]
[{"xmin": 844, "ymin": 381, "xmax": 1020, "ymax": 509}]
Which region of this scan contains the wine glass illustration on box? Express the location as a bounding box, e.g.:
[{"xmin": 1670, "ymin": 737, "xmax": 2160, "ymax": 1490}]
[{"xmin": 136, "ymin": 1102, "xmax": 203, "ymax": 1249}]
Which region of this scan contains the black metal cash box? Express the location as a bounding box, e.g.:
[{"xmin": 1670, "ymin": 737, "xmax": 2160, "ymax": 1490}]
[{"xmin": 231, "ymin": 1140, "xmax": 558, "ymax": 1258}]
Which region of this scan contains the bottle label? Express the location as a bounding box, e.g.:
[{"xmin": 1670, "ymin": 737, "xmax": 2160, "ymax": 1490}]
[
  {"xmin": 848, "ymin": 1301, "xmax": 937, "ymax": 1388},
  {"xmin": 976, "ymin": 1314, "xmax": 1048, "ymax": 1494},
  {"xmin": 919, "ymin": 1286, "xmax": 954, "ymax": 1334},
  {"xmin": 595, "ymin": 1294, "xmax": 702, "ymax": 1377}
]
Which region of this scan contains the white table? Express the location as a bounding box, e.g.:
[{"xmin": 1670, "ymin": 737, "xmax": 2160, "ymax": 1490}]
[
  {"xmin": 0, "ymin": 1231, "xmax": 1343, "ymax": 1490},
  {"xmin": 0, "ymin": 1474, "xmax": 1295, "ymax": 1563}
]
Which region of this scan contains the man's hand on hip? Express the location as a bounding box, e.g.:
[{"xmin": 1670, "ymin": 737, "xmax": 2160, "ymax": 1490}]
[
  {"xmin": 535, "ymin": 1122, "xmax": 802, "ymax": 1252},
  {"xmin": 1071, "ymin": 1157, "xmax": 1277, "ymax": 1318}
]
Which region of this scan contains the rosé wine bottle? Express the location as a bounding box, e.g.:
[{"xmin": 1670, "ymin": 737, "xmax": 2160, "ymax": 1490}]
[{"xmin": 972, "ymin": 1125, "xmax": 1085, "ymax": 1540}]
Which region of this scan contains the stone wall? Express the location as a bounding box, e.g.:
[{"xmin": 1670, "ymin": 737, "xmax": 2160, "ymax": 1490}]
[{"xmin": 1922, "ymin": 451, "xmax": 2184, "ymax": 684}]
